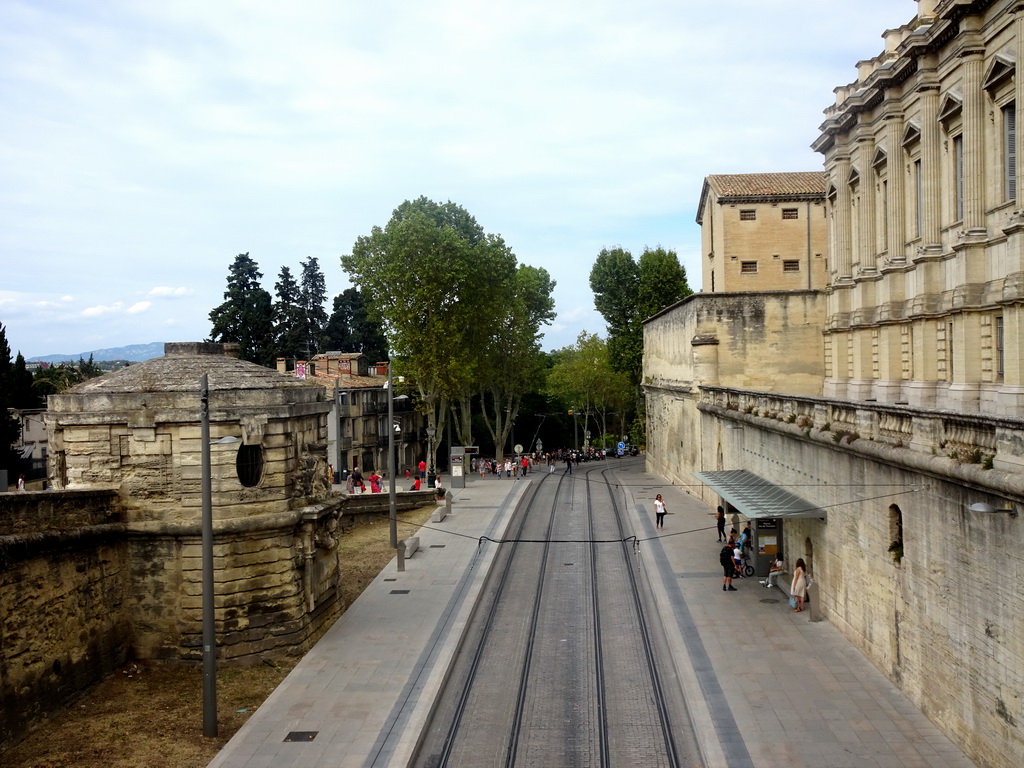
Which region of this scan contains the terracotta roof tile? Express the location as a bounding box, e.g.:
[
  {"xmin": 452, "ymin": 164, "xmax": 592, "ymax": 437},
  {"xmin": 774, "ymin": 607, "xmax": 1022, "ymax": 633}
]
[{"xmin": 706, "ymin": 172, "xmax": 826, "ymax": 198}]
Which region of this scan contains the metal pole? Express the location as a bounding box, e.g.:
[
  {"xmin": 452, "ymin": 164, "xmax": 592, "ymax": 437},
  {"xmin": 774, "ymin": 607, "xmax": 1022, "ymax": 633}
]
[
  {"xmin": 199, "ymin": 374, "xmax": 218, "ymax": 737},
  {"xmin": 334, "ymin": 378, "xmax": 342, "ymax": 484},
  {"xmin": 388, "ymin": 363, "xmax": 398, "ymax": 550}
]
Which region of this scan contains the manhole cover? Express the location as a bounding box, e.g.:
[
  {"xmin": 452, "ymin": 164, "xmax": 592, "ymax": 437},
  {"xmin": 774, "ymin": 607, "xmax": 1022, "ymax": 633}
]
[{"xmin": 284, "ymin": 731, "xmax": 318, "ymax": 742}]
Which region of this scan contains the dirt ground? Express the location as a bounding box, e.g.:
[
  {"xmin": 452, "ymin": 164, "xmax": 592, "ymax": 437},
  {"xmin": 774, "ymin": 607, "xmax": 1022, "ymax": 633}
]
[{"xmin": 2, "ymin": 504, "xmax": 436, "ymax": 768}]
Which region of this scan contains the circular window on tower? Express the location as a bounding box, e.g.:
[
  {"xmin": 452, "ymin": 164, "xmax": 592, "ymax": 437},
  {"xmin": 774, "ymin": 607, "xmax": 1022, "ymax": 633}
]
[{"xmin": 236, "ymin": 444, "xmax": 265, "ymax": 487}]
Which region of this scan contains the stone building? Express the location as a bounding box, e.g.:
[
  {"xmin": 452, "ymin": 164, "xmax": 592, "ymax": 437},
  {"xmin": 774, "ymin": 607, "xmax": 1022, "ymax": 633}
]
[
  {"xmin": 278, "ymin": 352, "xmax": 424, "ymax": 477},
  {"xmin": 813, "ymin": 0, "xmax": 1024, "ymax": 415},
  {"xmin": 697, "ymin": 172, "xmax": 828, "ymax": 293},
  {"xmin": 45, "ymin": 342, "xmax": 342, "ymax": 661},
  {"xmin": 645, "ymin": 3, "xmax": 1024, "ymax": 765}
]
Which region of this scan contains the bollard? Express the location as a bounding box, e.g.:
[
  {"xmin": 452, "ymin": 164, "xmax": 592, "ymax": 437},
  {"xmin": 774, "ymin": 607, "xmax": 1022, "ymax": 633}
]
[
  {"xmin": 807, "ymin": 578, "xmax": 820, "ymax": 622},
  {"xmin": 445, "ymin": 490, "xmax": 453, "ymax": 515},
  {"xmin": 397, "ymin": 540, "xmax": 406, "ymax": 573}
]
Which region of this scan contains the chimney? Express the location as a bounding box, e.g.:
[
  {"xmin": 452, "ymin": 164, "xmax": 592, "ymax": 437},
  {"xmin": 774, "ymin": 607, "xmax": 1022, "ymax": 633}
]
[{"xmin": 277, "ymin": 357, "xmax": 287, "ymax": 373}]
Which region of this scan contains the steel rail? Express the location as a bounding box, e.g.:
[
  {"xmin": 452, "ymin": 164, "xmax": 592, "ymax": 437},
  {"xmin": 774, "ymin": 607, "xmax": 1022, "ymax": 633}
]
[
  {"xmin": 432, "ymin": 472, "xmax": 563, "ymax": 767},
  {"xmin": 598, "ymin": 465, "xmax": 682, "ymax": 767},
  {"xmin": 585, "ymin": 472, "xmax": 612, "ymax": 767}
]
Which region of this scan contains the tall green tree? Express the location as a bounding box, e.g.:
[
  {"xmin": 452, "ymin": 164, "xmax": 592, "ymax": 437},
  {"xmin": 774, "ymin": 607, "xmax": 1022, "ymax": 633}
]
[
  {"xmin": 589, "ymin": 246, "xmax": 691, "ymax": 441},
  {"xmin": 326, "ymin": 287, "xmax": 388, "ymax": 361},
  {"xmin": 546, "ymin": 332, "xmax": 632, "ymax": 450},
  {"xmin": 299, "ymin": 256, "xmax": 329, "ymax": 357},
  {"xmin": 342, "ymin": 197, "xmax": 517, "ymax": 464},
  {"xmin": 0, "ymin": 323, "xmax": 23, "ymax": 475},
  {"xmin": 208, "ymin": 253, "xmax": 275, "ymax": 366},
  {"xmin": 590, "ymin": 246, "xmax": 691, "ymax": 383},
  {"xmin": 477, "ymin": 264, "xmax": 556, "ymax": 456},
  {"xmin": 273, "ymin": 266, "xmax": 307, "ymax": 360},
  {"xmin": 11, "ymin": 353, "xmax": 40, "ymax": 408}
]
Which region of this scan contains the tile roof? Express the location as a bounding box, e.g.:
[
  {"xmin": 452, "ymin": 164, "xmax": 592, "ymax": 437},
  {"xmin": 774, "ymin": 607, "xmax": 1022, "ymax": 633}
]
[
  {"xmin": 696, "ymin": 171, "xmax": 826, "ymax": 224},
  {"xmin": 706, "ymin": 172, "xmax": 826, "ymax": 198}
]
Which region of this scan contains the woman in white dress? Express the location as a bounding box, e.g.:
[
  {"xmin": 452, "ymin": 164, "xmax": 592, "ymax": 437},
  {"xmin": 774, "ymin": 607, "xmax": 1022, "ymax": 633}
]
[{"xmin": 791, "ymin": 558, "xmax": 808, "ymax": 612}]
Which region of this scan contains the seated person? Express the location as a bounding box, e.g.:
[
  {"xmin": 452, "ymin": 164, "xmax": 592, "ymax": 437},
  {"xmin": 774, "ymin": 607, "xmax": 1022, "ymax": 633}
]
[
  {"xmin": 410, "ymin": 476, "xmax": 421, "ymax": 491},
  {"xmin": 762, "ymin": 555, "xmax": 785, "ymax": 588}
]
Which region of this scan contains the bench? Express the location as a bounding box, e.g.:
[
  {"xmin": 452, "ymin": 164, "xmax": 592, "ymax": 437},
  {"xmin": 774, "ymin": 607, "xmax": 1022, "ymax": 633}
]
[{"xmin": 403, "ymin": 536, "xmax": 420, "ymax": 558}]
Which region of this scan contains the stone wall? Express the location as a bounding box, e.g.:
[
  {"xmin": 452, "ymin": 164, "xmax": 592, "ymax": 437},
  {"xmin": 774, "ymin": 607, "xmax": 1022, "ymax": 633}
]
[
  {"xmin": 647, "ymin": 389, "xmax": 1024, "ymax": 768},
  {"xmin": 0, "ymin": 490, "xmax": 130, "ymax": 750},
  {"xmin": 0, "ymin": 487, "xmax": 432, "ymax": 749}
]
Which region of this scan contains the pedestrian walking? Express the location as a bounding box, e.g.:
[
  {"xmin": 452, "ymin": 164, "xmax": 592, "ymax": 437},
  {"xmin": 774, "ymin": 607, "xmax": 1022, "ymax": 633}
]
[
  {"xmin": 654, "ymin": 494, "xmax": 666, "ymax": 529},
  {"xmin": 711, "ymin": 505, "xmax": 726, "ymax": 541}
]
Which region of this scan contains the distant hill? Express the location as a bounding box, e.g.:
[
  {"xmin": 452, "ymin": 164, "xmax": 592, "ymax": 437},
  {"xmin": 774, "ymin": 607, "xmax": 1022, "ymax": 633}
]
[{"xmin": 30, "ymin": 342, "xmax": 166, "ymax": 364}]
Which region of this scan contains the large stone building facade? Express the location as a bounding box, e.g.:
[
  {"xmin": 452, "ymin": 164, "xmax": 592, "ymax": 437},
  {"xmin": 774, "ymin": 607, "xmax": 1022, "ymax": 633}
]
[
  {"xmin": 645, "ymin": 3, "xmax": 1024, "ymax": 766},
  {"xmin": 813, "ymin": 0, "xmax": 1024, "ymax": 415}
]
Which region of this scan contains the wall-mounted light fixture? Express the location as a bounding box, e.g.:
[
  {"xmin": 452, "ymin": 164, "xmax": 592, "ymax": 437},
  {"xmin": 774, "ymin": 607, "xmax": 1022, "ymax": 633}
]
[{"xmin": 968, "ymin": 502, "xmax": 1018, "ymax": 518}]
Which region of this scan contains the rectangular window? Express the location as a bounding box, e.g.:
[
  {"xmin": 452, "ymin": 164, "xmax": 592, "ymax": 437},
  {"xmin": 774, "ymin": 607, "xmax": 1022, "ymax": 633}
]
[
  {"xmin": 739, "ymin": 209, "xmax": 756, "ymax": 221},
  {"xmin": 740, "ymin": 261, "xmax": 758, "ymax": 273},
  {"xmin": 782, "ymin": 208, "xmax": 798, "ymax": 220},
  {"xmin": 996, "ymin": 316, "xmax": 1005, "ymax": 380},
  {"xmin": 783, "ymin": 260, "xmax": 800, "ymax": 272},
  {"xmin": 1004, "ymin": 104, "xmax": 1017, "ymax": 201},
  {"xmin": 954, "ymin": 134, "xmax": 964, "ymax": 221}
]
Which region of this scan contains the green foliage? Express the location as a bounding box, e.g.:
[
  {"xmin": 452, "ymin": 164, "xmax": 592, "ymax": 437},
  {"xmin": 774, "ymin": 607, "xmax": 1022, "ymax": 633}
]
[
  {"xmin": 273, "ymin": 266, "xmax": 307, "ymax": 360},
  {"xmin": 326, "ymin": 287, "xmax": 388, "ymax": 361},
  {"xmin": 342, "ymin": 197, "xmax": 548, "ymax": 458},
  {"xmin": 299, "ymin": 257, "xmax": 329, "ymax": 356},
  {"xmin": 546, "ymin": 333, "xmax": 632, "ymax": 448},
  {"xmin": 208, "ymin": 253, "xmax": 275, "ymax": 366},
  {"xmin": 590, "ymin": 246, "xmax": 692, "ymax": 383},
  {"xmin": 0, "ymin": 323, "xmax": 23, "ymax": 472}
]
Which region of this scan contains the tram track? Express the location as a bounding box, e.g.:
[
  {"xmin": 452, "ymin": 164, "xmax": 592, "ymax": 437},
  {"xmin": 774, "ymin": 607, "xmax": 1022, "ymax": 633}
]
[{"xmin": 411, "ymin": 460, "xmax": 699, "ymax": 768}]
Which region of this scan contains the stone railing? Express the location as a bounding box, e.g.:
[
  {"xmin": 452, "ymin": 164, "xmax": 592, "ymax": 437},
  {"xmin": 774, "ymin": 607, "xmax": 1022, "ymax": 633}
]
[{"xmin": 699, "ymin": 386, "xmax": 1024, "ymax": 473}]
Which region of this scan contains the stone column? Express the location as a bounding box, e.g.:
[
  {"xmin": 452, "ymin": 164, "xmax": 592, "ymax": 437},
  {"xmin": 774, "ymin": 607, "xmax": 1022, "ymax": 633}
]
[
  {"xmin": 833, "ymin": 153, "xmax": 854, "ymax": 281},
  {"xmin": 960, "ymin": 26, "xmax": 986, "ymax": 234},
  {"xmin": 906, "ymin": 318, "xmax": 938, "ymax": 408},
  {"xmin": 918, "ymin": 69, "xmax": 942, "ymax": 250},
  {"xmin": 947, "ymin": 313, "xmax": 982, "ymax": 411},
  {"xmin": 857, "ymin": 126, "xmax": 877, "ymax": 274},
  {"xmin": 884, "ymin": 107, "xmax": 906, "ymax": 262}
]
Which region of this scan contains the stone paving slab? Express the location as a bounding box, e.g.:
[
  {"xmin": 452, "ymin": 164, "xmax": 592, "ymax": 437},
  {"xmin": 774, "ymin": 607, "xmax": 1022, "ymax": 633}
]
[
  {"xmin": 618, "ymin": 465, "xmax": 979, "ymax": 768},
  {"xmin": 207, "ymin": 476, "xmax": 529, "ymax": 768}
]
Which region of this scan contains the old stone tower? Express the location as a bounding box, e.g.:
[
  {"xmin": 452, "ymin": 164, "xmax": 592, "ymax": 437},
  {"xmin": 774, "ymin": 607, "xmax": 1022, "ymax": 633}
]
[{"xmin": 44, "ymin": 342, "xmax": 342, "ymax": 661}]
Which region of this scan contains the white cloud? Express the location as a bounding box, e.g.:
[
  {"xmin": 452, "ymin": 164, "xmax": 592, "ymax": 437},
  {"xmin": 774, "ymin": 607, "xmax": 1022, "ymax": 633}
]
[
  {"xmin": 0, "ymin": 0, "xmax": 915, "ymax": 357},
  {"xmin": 81, "ymin": 303, "xmax": 123, "ymax": 318},
  {"xmin": 148, "ymin": 286, "xmax": 191, "ymax": 298},
  {"xmin": 127, "ymin": 301, "xmax": 151, "ymax": 314}
]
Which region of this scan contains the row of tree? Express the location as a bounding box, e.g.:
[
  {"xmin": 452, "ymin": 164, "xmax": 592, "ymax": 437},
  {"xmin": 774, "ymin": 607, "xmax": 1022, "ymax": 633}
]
[
  {"xmin": 208, "ymin": 255, "xmax": 387, "ymax": 367},
  {"xmin": 204, "ymin": 198, "xmax": 691, "ymax": 461}
]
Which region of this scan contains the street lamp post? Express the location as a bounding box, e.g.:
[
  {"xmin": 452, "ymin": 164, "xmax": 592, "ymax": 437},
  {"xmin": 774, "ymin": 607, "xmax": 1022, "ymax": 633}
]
[
  {"xmin": 199, "ymin": 374, "xmax": 217, "ymax": 738},
  {"xmin": 387, "ymin": 364, "xmax": 398, "ymax": 550}
]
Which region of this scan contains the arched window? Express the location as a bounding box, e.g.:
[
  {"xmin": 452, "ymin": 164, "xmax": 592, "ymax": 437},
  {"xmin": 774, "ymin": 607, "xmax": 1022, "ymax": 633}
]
[
  {"xmin": 236, "ymin": 444, "xmax": 265, "ymax": 487},
  {"xmin": 888, "ymin": 503, "xmax": 904, "ymax": 563}
]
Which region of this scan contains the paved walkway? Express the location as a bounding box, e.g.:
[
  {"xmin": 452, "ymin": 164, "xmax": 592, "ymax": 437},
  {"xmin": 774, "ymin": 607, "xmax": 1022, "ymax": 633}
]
[{"xmin": 208, "ymin": 462, "xmax": 979, "ymax": 768}]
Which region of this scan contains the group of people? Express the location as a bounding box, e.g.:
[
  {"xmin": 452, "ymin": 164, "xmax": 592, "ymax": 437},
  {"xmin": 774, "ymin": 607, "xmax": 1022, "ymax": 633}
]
[{"xmin": 714, "ymin": 513, "xmax": 809, "ymax": 610}]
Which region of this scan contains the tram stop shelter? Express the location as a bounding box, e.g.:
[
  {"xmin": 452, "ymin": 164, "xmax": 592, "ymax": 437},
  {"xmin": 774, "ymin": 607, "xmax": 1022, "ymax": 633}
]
[{"xmin": 695, "ymin": 469, "xmax": 827, "ymax": 577}]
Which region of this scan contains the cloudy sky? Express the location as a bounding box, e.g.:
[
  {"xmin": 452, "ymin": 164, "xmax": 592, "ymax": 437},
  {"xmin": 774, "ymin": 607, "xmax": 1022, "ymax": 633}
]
[{"xmin": 1, "ymin": 0, "xmax": 915, "ymax": 360}]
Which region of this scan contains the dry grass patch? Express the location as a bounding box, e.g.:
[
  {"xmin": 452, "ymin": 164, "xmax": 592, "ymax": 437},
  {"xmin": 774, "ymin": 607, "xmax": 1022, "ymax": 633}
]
[{"xmin": 2, "ymin": 504, "xmax": 436, "ymax": 768}]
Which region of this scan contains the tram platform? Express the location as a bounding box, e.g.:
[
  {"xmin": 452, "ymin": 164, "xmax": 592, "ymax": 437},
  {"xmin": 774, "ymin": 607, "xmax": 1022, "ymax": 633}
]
[{"xmin": 207, "ymin": 461, "xmax": 978, "ymax": 768}]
